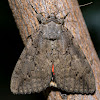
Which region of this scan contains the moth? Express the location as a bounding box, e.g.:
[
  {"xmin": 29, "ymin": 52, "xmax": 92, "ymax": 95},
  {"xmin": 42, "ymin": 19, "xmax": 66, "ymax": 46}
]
[{"xmin": 10, "ymin": 10, "xmax": 96, "ymax": 94}]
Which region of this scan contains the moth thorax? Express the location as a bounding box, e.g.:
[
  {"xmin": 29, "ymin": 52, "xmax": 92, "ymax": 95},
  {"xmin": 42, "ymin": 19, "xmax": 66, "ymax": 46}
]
[{"xmin": 42, "ymin": 22, "xmax": 62, "ymax": 40}]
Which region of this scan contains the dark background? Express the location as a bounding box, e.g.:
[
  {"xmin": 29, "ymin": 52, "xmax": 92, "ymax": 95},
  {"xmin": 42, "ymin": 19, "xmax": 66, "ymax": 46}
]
[{"xmin": 0, "ymin": 0, "xmax": 100, "ymax": 100}]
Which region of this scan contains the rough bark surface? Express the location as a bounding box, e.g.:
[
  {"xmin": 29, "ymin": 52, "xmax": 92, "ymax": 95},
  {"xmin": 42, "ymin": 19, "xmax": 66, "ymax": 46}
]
[{"xmin": 8, "ymin": 0, "xmax": 100, "ymax": 100}]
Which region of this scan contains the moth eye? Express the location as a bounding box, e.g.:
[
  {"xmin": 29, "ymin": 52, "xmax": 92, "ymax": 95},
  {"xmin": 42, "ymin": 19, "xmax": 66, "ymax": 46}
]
[
  {"xmin": 38, "ymin": 20, "xmax": 42, "ymax": 24},
  {"xmin": 47, "ymin": 15, "xmax": 50, "ymax": 18},
  {"xmin": 28, "ymin": 75, "xmax": 30, "ymax": 77}
]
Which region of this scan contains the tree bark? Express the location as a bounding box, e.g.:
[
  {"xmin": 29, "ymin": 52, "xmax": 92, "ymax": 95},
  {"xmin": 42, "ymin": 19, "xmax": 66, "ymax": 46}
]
[{"xmin": 8, "ymin": 0, "xmax": 100, "ymax": 100}]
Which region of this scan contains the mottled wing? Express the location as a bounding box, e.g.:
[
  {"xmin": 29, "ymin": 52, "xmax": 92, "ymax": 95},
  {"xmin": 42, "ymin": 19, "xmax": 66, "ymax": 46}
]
[
  {"xmin": 54, "ymin": 30, "xmax": 96, "ymax": 94},
  {"xmin": 11, "ymin": 35, "xmax": 52, "ymax": 94}
]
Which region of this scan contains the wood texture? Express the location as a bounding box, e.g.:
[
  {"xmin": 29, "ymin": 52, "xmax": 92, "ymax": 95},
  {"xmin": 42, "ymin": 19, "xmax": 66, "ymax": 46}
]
[{"xmin": 8, "ymin": 0, "xmax": 100, "ymax": 100}]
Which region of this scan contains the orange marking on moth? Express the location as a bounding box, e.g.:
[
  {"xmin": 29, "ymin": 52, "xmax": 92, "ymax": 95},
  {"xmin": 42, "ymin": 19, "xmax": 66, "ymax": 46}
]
[{"xmin": 52, "ymin": 64, "xmax": 55, "ymax": 75}]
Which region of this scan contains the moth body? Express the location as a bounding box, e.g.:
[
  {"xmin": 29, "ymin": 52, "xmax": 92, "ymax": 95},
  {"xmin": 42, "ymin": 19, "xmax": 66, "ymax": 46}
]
[{"xmin": 11, "ymin": 12, "xmax": 96, "ymax": 94}]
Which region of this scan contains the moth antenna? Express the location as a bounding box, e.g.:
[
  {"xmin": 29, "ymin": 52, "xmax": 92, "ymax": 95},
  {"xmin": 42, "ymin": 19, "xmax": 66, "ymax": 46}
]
[
  {"xmin": 30, "ymin": 4, "xmax": 43, "ymax": 15},
  {"xmin": 63, "ymin": 12, "xmax": 70, "ymax": 19},
  {"xmin": 30, "ymin": 4, "xmax": 38, "ymax": 14},
  {"xmin": 60, "ymin": 12, "xmax": 70, "ymax": 25}
]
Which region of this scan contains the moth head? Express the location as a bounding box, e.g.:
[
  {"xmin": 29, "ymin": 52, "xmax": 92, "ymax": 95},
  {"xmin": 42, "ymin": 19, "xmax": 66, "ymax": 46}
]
[
  {"xmin": 47, "ymin": 13, "xmax": 56, "ymax": 19},
  {"xmin": 36, "ymin": 12, "xmax": 69, "ymax": 25}
]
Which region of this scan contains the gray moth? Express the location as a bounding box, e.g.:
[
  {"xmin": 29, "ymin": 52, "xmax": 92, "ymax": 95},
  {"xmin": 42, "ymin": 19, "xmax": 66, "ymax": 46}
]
[{"xmin": 10, "ymin": 10, "xmax": 96, "ymax": 94}]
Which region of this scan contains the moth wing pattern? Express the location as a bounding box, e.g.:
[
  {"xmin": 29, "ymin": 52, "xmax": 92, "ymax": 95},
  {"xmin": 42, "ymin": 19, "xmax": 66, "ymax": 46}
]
[
  {"xmin": 10, "ymin": 34, "xmax": 52, "ymax": 94},
  {"xmin": 54, "ymin": 30, "xmax": 96, "ymax": 94}
]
